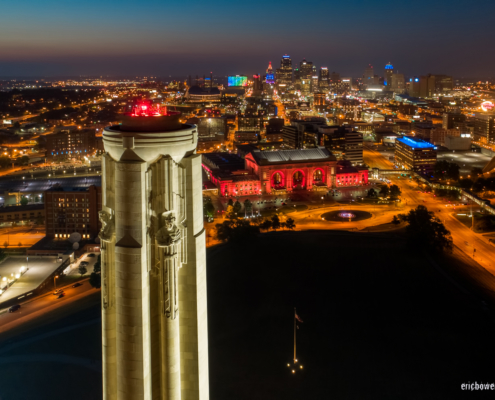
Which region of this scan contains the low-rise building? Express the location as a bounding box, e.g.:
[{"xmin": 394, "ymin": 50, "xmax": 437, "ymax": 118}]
[
  {"xmin": 45, "ymin": 129, "xmax": 97, "ymax": 160},
  {"xmin": 0, "ymin": 204, "xmax": 44, "ymax": 226},
  {"xmin": 202, "ymin": 148, "xmax": 368, "ymax": 196},
  {"xmin": 395, "ymin": 136, "xmax": 437, "ymax": 174},
  {"xmin": 44, "ymin": 185, "xmax": 101, "ymax": 240}
]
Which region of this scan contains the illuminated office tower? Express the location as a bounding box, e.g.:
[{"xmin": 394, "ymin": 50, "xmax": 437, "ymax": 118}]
[
  {"xmin": 384, "ymin": 62, "xmax": 393, "ymax": 87},
  {"xmin": 265, "ymin": 61, "xmax": 275, "ymax": 84},
  {"xmin": 311, "ymin": 76, "xmax": 319, "ymax": 93},
  {"xmin": 299, "ymin": 58, "xmax": 313, "ymax": 79},
  {"xmin": 276, "ymin": 54, "xmax": 293, "ymax": 87},
  {"xmin": 100, "ymin": 102, "xmax": 209, "ymax": 400},
  {"xmin": 319, "ymin": 67, "xmax": 329, "ymax": 90}
]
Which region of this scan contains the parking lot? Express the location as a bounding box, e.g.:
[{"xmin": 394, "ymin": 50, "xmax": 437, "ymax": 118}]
[
  {"xmin": 0, "ymin": 256, "xmax": 69, "ymax": 304},
  {"xmin": 437, "ymin": 150, "xmax": 492, "ymax": 174},
  {"xmin": 66, "ymin": 252, "xmax": 99, "ymax": 276}
]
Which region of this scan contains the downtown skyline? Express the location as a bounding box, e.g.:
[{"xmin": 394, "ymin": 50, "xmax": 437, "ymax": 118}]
[{"xmin": 1, "ymin": 0, "xmax": 495, "ymax": 78}]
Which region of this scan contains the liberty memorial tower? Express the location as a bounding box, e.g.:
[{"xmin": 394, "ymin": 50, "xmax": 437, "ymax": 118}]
[{"xmin": 99, "ymin": 102, "xmax": 209, "ymax": 400}]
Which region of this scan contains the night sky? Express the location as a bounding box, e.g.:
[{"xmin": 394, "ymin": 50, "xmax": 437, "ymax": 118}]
[{"xmin": 1, "ymin": 0, "xmax": 494, "ymax": 78}]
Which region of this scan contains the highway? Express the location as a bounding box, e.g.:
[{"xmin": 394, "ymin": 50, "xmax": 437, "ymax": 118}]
[{"xmin": 0, "ymin": 278, "xmax": 99, "ymax": 335}]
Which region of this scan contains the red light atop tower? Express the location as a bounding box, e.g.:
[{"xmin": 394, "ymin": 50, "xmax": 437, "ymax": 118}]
[{"xmin": 130, "ymin": 101, "xmax": 170, "ymax": 117}]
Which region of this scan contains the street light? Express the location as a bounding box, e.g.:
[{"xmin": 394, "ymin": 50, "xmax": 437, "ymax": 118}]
[{"xmin": 54, "ymin": 275, "xmax": 59, "ymax": 289}]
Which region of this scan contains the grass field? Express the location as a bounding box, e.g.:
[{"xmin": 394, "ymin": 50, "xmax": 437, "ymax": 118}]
[
  {"xmin": 0, "ymin": 231, "xmax": 494, "ymax": 400},
  {"xmin": 207, "ymin": 231, "xmax": 495, "ymax": 399}
]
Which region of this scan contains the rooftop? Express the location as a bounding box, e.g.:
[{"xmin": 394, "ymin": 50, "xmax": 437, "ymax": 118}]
[
  {"xmin": 396, "ymin": 136, "xmax": 436, "ymax": 150},
  {"xmin": 249, "ymin": 147, "xmax": 336, "ymax": 165},
  {"xmin": 0, "ymin": 176, "xmax": 101, "ymax": 194},
  {"xmin": 202, "ymin": 153, "xmax": 245, "ymax": 172}
]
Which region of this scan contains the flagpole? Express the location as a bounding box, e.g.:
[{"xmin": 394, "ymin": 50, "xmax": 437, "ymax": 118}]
[{"xmin": 293, "ymin": 307, "xmax": 296, "ymax": 364}]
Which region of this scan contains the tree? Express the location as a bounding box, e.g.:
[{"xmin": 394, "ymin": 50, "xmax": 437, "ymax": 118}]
[
  {"xmin": 89, "ymin": 272, "xmax": 101, "ymax": 288},
  {"xmin": 214, "ymin": 219, "xmax": 260, "ymax": 244},
  {"xmin": 458, "ymin": 179, "xmax": 474, "ymax": 191},
  {"xmin": 397, "ymin": 205, "xmax": 453, "ymax": 253},
  {"xmin": 474, "ymin": 215, "xmax": 495, "ymax": 233},
  {"xmin": 260, "ymin": 219, "xmax": 272, "ymax": 232},
  {"xmin": 17, "ymin": 242, "xmax": 22, "ymax": 247},
  {"xmin": 203, "ymin": 197, "xmax": 215, "ymax": 218},
  {"xmin": 390, "ymin": 184, "xmax": 401, "ymax": 199},
  {"xmin": 78, "ymin": 264, "xmax": 88, "ymax": 276},
  {"xmin": 391, "ymin": 215, "xmax": 401, "ymax": 225},
  {"xmin": 215, "ymin": 220, "xmax": 234, "ymax": 242},
  {"xmin": 367, "ymin": 188, "xmax": 377, "ymax": 198},
  {"xmin": 434, "ymin": 188, "xmax": 460, "ymax": 200},
  {"xmin": 285, "ymin": 217, "xmax": 296, "ymax": 230},
  {"xmin": 226, "ymin": 205, "xmax": 234, "ymax": 217},
  {"xmin": 227, "ymin": 199, "xmax": 234, "ymax": 207},
  {"xmin": 471, "ymin": 167, "xmax": 483, "ymax": 177},
  {"xmin": 0, "ymin": 156, "xmax": 11, "ymax": 168},
  {"xmin": 93, "ymin": 254, "xmax": 101, "ymax": 274},
  {"xmin": 271, "ymin": 214, "xmax": 281, "ymax": 231},
  {"xmin": 280, "ymin": 222, "xmax": 287, "ymax": 230},
  {"xmin": 3, "ymin": 241, "xmax": 8, "ymax": 249},
  {"xmin": 379, "ymin": 185, "xmax": 390, "ymax": 198},
  {"xmin": 244, "ymin": 199, "xmax": 253, "ymax": 216},
  {"xmin": 20, "ymin": 196, "xmax": 28, "ymax": 206},
  {"xmin": 434, "ymin": 160, "xmax": 460, "ymax": 181},
  {"xmin": 233, "ymin": 200, "xmax": 242, "ymax": 215}
]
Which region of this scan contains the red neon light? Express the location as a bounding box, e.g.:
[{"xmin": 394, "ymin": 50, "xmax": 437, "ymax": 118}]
[{"xmin": 130, "ymin": 102, "xmax": 168, "ymax": 117}]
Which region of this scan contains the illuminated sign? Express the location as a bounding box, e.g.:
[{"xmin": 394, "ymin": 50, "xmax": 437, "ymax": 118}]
[
  {"xmin": 481, "ymin": 101, "xmax": 494, "ymax": 111},
  {"xmin": 266, "ymin": 73, "xmax": 275, "ymax": 84},
  {"xmin": 228, "ymin": 76, "xmax": 248, "ymax": 87},
  {"xmin": 2, "ymin": 120, "xmax": 12, "ymax": 125}
]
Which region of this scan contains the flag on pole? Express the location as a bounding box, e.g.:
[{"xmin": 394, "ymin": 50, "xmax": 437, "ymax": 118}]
[{"xmin": 295, "ymin": 313, "xmax": 303, "ymax": 323}]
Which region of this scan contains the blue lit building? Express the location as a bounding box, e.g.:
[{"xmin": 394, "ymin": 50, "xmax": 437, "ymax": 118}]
[
  {"xmin": 384, "ymin": 62, "xmax": 393, "ymax": 87},
  {"xmin": 395, "ymin": 136, "xmax": 437, "ymax": 174}
]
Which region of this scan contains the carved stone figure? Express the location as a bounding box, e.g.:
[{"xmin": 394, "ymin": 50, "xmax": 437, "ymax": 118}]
[
  {"xmin": 156, "ymin": 212, "xmax": 181, "ymax": 247},
  {"xmin": 98, "ymin": 210, "xmax": 115, "ymax": 241}
]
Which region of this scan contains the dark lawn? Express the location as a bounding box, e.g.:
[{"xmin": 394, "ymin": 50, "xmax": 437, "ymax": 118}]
[
  {"xmin": 207, "ymin": 231, "xmax": 495, "ymax": 400},
  {"xmin": 0, "ymin": 231, "xmax": 494, "ymax": 400}
]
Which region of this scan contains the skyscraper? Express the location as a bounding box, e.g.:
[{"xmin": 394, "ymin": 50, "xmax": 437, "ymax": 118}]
[
  {"xmin": 299, "ymin": 58, "xmax": 313, "ymax": 80},
  {"xmin": 100, "ymin": 103, "xmax": 209, "ymax": 400},
  {"xmin": 319, "ymin": 67, "xmax": 329, "ymax": 90},
  {"xmin": 265, "ymin": 61, "xmax": 275, "ymax": 84},
  {"xmin": 276, "ymin": 54, "xmax": 293, "ymax": 87},
  {"xmin": 384, "ymin": 62, "xmax": 393, "ymax": 87},
  {"xmin": 391, "ymin": 73, "xmax": 405, "ymax": 93},
  {"xmin": 364, "ymin": 64, "xmax": 374, "ymax": 82},
  {"xmin": 311, "ymin": 76, "xmax": 319, "ymax": 93}
]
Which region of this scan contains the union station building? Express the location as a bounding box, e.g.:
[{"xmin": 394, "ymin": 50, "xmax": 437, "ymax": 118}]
[{"xmin": 202, "ymin": 147, "xmax": 368, "ymax": 197}]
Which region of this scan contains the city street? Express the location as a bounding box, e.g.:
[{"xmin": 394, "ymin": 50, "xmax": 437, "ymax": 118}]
[
  {"xmin": 364, "ymin": 146, "xmax": 495, "ymax": 276},
  {"xmin": 0, "ymin": 278, "xmax": 99, "ymax": 335}
]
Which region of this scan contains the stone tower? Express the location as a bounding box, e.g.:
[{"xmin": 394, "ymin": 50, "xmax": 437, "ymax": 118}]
[{"xmin": 99, "ymin": 103, "xmax": 209, "ymax": 400}]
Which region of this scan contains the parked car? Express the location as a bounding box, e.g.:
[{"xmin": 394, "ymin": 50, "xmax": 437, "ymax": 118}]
[
  {"xmin": 72, "ymin": 282, "xmax": 82, "ymax": 288},
  {"xmin": 9, "ymin": 304, "xmax": 21, "ymax": 313},
  {"xmin": 87, "ymin": 253, "xmax": 96, "ymax": 258}
]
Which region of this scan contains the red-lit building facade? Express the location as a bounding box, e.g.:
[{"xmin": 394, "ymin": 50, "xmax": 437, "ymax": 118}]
[{"xmin": 202, "ymin": 148, "xmax": 368, "ymax": 196}]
